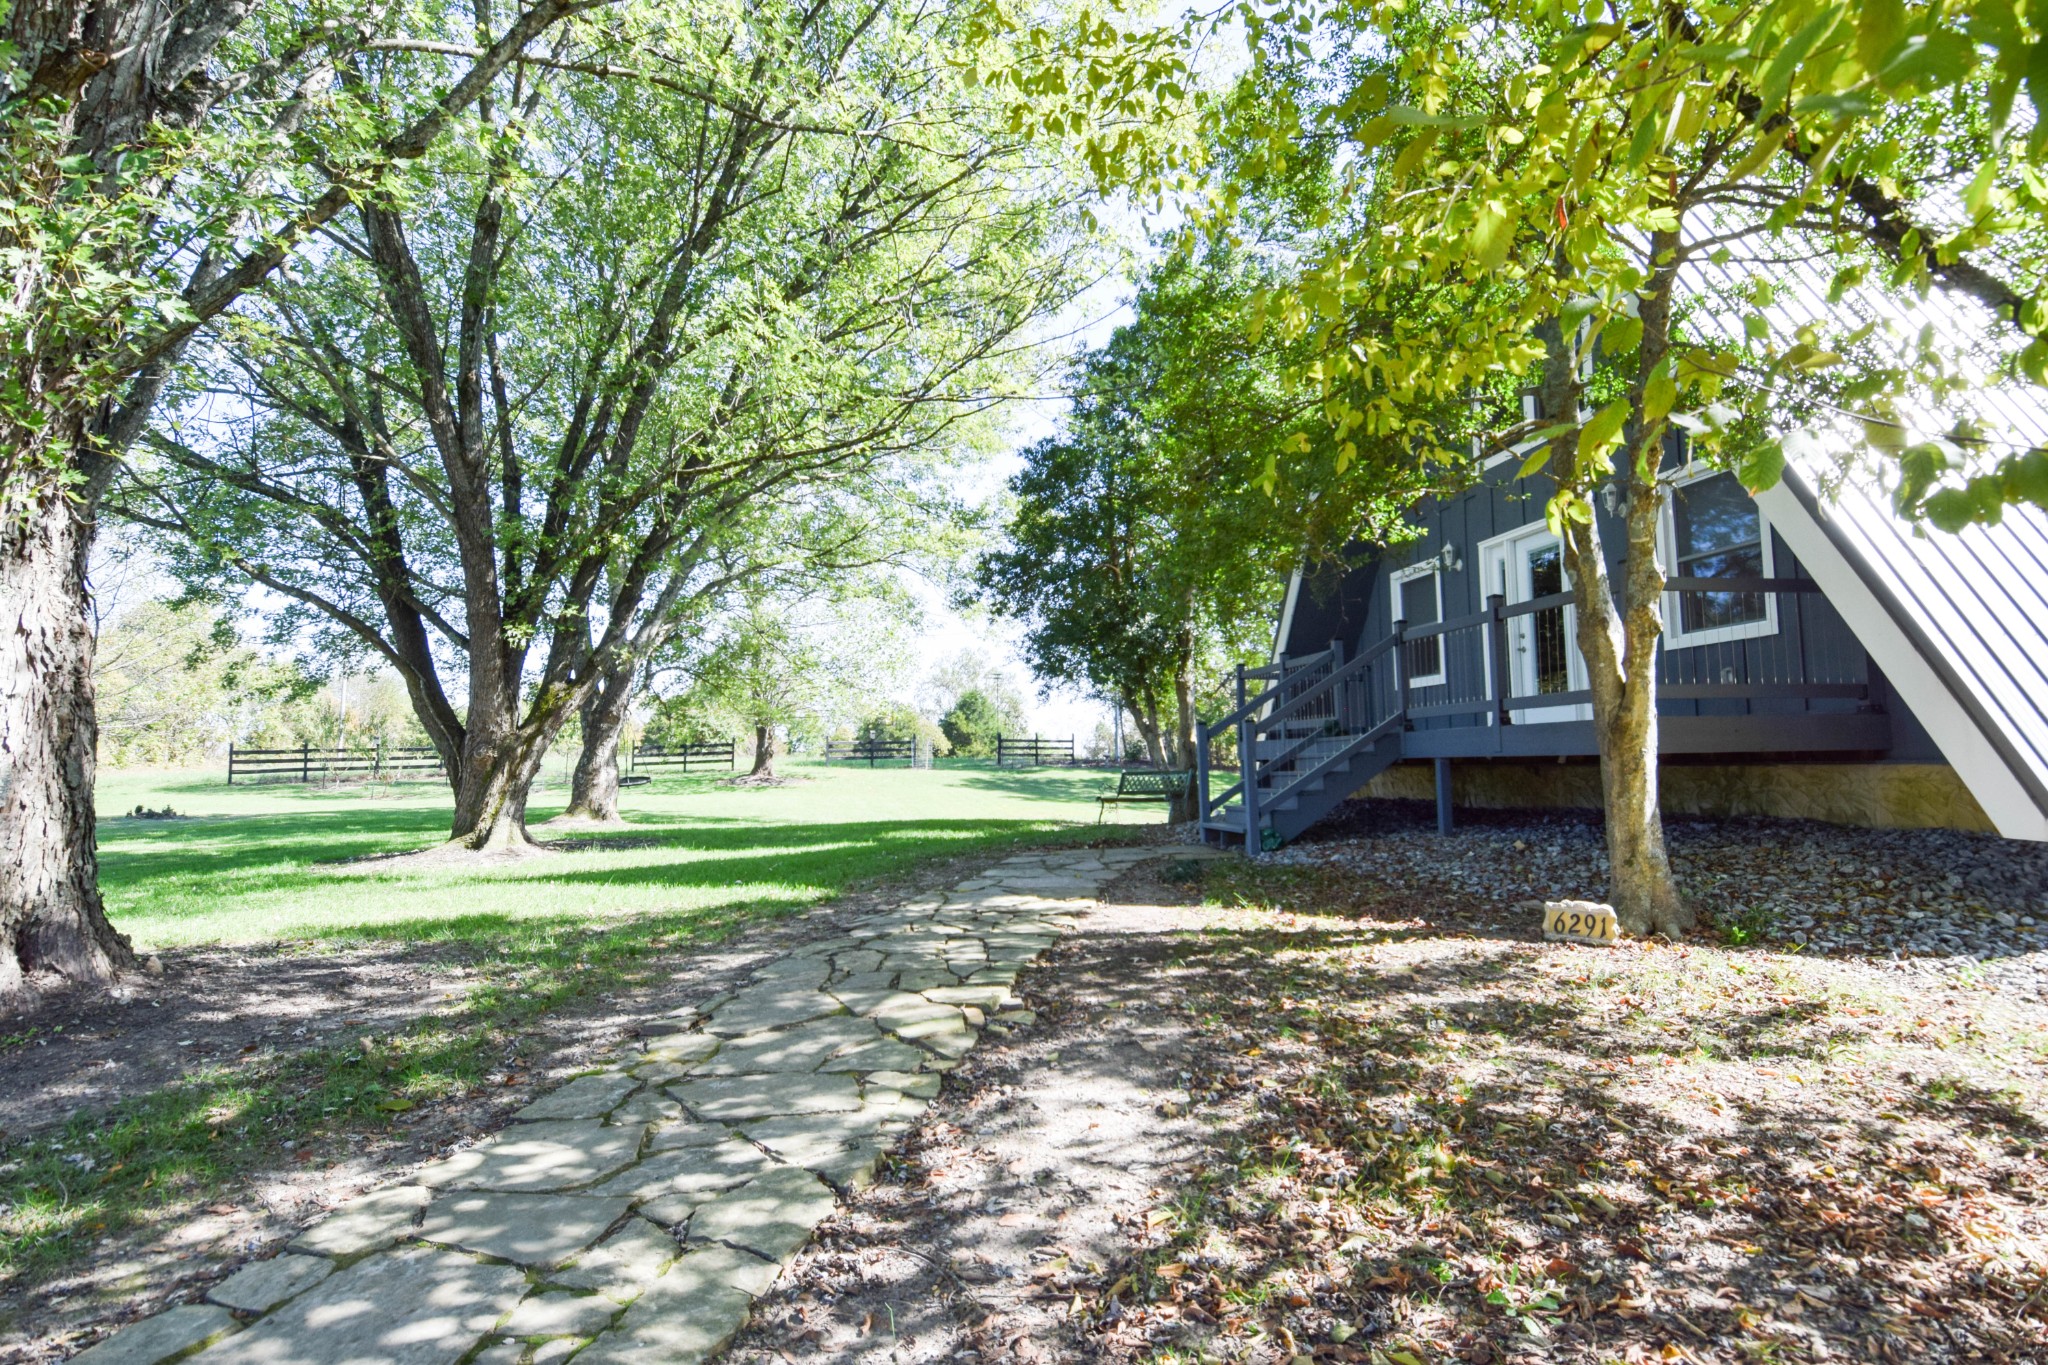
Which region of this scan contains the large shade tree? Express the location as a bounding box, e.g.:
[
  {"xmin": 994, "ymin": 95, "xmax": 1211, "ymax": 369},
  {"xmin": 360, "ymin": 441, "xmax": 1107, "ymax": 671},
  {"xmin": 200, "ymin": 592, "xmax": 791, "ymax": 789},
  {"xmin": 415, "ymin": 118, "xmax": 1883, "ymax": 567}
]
[
  {"xmin": 1216, "ymin": 0, "xmax": 2048, "ymax": 935},
  {"xmin": 122, "ymin": 3, "xmax": 1089, "ymax": 850},
  {"xmin": 986, "ymin": 0, "xmax": 2048, "ymax": 934},
  {"xmin": 0, "ymin": 0, "xmax": 605, "ymax": 1002},
  {"xmin": 977, "ymin": 247, "xmax": 1439, "ymax": 816}
]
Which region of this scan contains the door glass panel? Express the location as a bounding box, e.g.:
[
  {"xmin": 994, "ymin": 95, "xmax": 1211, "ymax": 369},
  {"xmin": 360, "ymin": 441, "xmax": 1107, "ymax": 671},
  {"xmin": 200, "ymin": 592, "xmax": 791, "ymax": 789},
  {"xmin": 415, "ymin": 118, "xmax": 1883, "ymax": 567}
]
[{"xmin": 1526, "ymin": 544, "xmax": 1570, "ymax": 695}]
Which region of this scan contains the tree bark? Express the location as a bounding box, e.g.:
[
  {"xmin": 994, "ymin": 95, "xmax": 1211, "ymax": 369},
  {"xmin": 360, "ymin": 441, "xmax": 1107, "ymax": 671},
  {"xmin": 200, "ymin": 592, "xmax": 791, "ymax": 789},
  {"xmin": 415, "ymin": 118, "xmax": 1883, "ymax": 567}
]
[
  {"xmin": 1, "ymin": 467, "xmax": 136, "ymax": 1006},
  {"xmin": 1538, "ymin": 309, "xmax": 1691, "ymax": 940},
  {"xmin": 565, "ymin": 663, "xmax": 634, "ymax": 821},
  {"xmin": 749, "ymin": 723, "xmax": 778, "ymax": 778},
  {"xmin": 1168, "ymin": 622, "xmax": 1199, "ymax": 821}
]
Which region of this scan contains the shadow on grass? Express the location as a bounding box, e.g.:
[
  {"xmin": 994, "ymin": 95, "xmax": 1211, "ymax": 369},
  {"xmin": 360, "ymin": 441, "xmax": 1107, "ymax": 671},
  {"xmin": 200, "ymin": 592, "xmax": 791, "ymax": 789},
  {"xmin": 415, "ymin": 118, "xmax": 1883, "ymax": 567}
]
[{"xmin": 1036, "ymin": 912, "xmax": 2048, "ymax": 1363}]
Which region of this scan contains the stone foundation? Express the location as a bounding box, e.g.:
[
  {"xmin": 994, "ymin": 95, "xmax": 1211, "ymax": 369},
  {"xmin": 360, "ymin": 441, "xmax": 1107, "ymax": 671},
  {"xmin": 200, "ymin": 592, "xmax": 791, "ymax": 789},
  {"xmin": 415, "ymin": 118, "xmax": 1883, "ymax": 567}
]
[{"xmin": 1360, "ymin": 759, "xmax": 1994, "ymax": 834}]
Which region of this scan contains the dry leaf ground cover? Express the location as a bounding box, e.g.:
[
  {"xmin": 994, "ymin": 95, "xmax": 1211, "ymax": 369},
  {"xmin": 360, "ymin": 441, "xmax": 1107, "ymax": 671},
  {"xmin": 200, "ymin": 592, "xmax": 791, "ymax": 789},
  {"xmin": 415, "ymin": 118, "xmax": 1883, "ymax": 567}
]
[{"xmin": 736, "ymin": 807, "xmax": 2048, "ymax": 1365}]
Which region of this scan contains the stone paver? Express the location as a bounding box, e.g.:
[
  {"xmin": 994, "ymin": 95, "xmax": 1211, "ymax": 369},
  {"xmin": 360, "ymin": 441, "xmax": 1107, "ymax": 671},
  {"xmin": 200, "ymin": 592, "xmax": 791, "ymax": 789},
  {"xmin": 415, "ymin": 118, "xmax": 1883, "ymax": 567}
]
[
  {"xmin": 207, "ymin": 1253, "xmax": 334, "ymax": 1313},
  {"xmin": 513, "ymin": 1072, "xmax": 640, "ymax": 1121},
  {"xmin": 417, "ymin": 1120, "xmax": 644, "ymax": 1192},
  {"xmin": 195, "ymin": 1246, "xmax": 526, "ymax": 1365},
  {"xmin": 548, "ymin": 1217, "xmax": 681, "ymax": 1298},
  {"xmin": 417, "ymin": 1191, "xmax": 631, "ymax": 1265},
  {"xmin": 70, "ymin": 1306, "xmax": 239, "ymax": 1365},
  {"xmin": 86, "ymin": 847, "xmax": 1178, "ymax": 1365}
]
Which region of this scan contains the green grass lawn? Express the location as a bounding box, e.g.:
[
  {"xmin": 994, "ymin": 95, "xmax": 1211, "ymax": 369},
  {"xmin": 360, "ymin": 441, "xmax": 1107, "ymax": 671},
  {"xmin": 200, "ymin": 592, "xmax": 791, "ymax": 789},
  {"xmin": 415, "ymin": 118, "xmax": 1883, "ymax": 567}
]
[
  {"xmin": 0, "ymin": 760, "xmax": 1138, "ymax": 1301},
  {"xmin": 97, "ymin": 758, "xmax": 1125, "ymax": 949}
]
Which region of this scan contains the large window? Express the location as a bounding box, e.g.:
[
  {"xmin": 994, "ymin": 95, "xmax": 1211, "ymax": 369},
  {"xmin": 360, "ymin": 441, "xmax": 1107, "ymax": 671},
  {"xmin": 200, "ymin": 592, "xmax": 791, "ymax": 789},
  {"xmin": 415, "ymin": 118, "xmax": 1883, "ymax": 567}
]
[
  {"xmin": 1393, "ymin": 564, "xmax": 1445, "ymax": 686},
  {"xmin": 1666, "ymin": 471, "xmax": 1775, "ymax": 644}
]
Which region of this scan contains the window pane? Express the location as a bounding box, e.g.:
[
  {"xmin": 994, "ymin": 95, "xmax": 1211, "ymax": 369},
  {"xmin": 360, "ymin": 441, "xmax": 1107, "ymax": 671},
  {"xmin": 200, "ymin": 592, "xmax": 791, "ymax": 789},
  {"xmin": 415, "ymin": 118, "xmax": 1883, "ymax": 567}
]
[
  {"xmin": 1399, "ymin": 573, "xmax": 1441, "ymax": 679},
  {"xmin": 1674, "ymin": 476, "xmax": 1759, "ymax": 559},
  {"xmin": 1400, "ymin": 573, "xmax": 1439, "ymax": 626},
  {"xmin": 1673, "ymin": 476, "xmax": 1767, "ymax": 631}
]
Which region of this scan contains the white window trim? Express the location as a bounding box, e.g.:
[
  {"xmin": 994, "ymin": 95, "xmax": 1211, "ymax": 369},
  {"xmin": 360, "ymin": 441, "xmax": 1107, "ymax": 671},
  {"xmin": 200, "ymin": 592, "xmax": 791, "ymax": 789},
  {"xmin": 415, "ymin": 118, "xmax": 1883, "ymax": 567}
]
[
  {"xmin": 1660, "ymin": 464, "xmax": 1779, "ymax": 649},
  {"xmin": 1390, "ymin": 562, "xmax": 1448, "ymax": 687}
]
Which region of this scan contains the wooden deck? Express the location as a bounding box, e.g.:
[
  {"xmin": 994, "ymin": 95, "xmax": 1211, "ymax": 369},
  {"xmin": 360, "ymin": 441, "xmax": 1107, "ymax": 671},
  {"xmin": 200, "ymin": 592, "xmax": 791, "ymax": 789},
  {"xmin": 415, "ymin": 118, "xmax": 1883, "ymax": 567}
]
[{"xmin": 1199, "ymin": 579, "xmax": 1895, "ymax": 850}]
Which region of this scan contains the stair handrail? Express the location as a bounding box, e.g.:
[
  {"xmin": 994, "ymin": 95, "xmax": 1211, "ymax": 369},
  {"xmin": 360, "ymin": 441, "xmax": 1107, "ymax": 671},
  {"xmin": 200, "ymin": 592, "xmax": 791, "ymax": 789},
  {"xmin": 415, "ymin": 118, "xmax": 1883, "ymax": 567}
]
[
  {"xmin": 1260, "ymin": 713, "xmax": 1405, "ymax": 813},
  {"xmin": 1245, "ymin": 632, "xmax": 1396, "ymax": 739}
]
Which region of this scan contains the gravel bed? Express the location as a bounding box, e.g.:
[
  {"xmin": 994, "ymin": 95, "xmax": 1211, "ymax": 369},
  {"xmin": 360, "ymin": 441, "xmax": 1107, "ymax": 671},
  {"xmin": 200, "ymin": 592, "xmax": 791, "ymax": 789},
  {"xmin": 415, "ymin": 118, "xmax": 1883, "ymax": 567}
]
[{"xmin": 1260, "ymin": 799, "xmax": 2048, "ymax": 990}]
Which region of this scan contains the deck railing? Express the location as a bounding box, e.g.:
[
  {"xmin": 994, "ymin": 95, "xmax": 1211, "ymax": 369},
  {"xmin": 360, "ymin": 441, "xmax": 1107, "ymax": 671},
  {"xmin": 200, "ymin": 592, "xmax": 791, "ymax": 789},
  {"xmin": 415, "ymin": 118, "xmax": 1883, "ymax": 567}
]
[{"xmin": 1197, "ymin": 577, "xmax": 1873, "ymax": 842}]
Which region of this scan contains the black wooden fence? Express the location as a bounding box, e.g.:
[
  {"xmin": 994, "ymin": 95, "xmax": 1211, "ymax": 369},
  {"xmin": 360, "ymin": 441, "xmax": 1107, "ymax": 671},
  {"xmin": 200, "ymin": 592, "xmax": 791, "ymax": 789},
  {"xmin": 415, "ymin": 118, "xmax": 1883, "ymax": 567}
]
[
  {"xmin": 825, "ymin": 737, "xmax": 918, "ymax": 766},
  {"xmin": 227, "ymin": 743, "xmax": 445, "ymax": 785},
  {"xmin": 995, "ymin": 735, "xmax": 1075, "ymax": 767},
  {"xmin": 629, "ymin": 741, "xmax": 737, "ymax": 773}
]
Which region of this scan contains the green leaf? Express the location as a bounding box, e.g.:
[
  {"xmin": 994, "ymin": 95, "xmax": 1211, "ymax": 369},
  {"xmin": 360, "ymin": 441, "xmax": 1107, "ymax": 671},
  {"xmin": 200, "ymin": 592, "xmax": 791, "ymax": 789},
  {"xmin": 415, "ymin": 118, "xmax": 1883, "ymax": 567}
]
[
  {"xmin": 1390, "ymin": 128, "xmax": 1441, "ymax": 180},
  {"xmin": 1471, "ymin": 200, "xmax": 1517, "ymax": 271},
  {"xmin": 1517, "ymin": 445, "xmax": 1552, "ymax": 479},
  {"xmin": 1921, "ymin": 487, "xmax": 1979, "ymax": 532},
  {"xmin": 1876, "ymin": 31, "xmax": 1979, "ymax": 92},
  {"xmin": 1759, "ymin": 7, "xmax": 1844, "ymax": 108},
  {"xmin": 1738, "ymin": 438, "xmax": 1786, "ymax": 492},
  {"xmin": 1603, "ymin": 314, "xmax": 1644, "ymax": 356},
  {"xmin": 1580, "ymin": 398, "xmax": 1631, "ymax": 459},
  {"xmin": 376, "ymin": 1098, "xmax": 414, "ymax": 1113},
  {"xmin": 1856, "ymin": 0, "xmax": 1907, "ymax": 72},
  {"xmin": 1642, "ymin": 367, "xmax": 1678, "ymax": 423}
]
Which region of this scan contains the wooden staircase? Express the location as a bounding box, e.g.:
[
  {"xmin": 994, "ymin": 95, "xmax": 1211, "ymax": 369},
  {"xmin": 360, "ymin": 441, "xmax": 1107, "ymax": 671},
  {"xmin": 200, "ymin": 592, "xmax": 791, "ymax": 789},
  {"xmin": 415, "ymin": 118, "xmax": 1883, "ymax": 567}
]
[{"xmin": 1196, "ymin": 633, "xmax": 1407, "ymax": 851}]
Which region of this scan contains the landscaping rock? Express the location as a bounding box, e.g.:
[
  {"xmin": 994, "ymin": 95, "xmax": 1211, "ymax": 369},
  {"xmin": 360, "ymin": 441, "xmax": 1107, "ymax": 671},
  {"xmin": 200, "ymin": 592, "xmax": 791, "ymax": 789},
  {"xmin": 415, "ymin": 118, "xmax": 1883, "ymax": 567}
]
[
  {"xmin": 589, "ymin": 1138, "xmax": 772, "ymax": 1203},
  {"xmin": 500, "ymin": 1291, "xmax": 623, "ymax": 1338},
  {"xmin": 686, "ymin": 1166, "xmax": 837, "ymax": 1260}
]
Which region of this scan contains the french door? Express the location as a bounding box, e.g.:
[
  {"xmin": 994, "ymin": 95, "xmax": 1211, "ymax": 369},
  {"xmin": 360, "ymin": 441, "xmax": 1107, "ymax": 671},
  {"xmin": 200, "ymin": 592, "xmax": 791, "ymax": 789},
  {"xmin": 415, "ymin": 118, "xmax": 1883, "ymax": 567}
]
[{"xmin": 1480, "ymin": 523, "xmax": 1590, "ymax": 723}]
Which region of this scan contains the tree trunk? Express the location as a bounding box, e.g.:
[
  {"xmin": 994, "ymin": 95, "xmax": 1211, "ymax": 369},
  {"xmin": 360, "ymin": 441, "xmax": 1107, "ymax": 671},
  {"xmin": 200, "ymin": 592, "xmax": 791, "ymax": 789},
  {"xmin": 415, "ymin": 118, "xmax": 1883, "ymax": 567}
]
[
  {"xmin": 448, "ymin": 691, "xmax": 579, "ymax": 851},
  {"xmin": 1538, "ymin": 307, "xmax": 1691, "ymax": 940},
  {"xmin": 749, "ymin": 724, "xmax": 778, "ymax": 778},
  {"xmin": 564, "ymin": 664, "xmax": 633, "ymax": 822},
  {"xmin": 1, "ymin": 472, "xmax": 136, "ymax": 1007},
  {"xmin": 1167, "ymin": 626, "xmax": 1199, "ymax": 821}
]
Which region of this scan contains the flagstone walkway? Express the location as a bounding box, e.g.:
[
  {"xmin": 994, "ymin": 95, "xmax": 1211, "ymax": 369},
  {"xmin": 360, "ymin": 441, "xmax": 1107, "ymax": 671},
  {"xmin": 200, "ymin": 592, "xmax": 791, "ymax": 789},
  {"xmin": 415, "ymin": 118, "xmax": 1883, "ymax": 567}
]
[{"xmin": 71, "ymin": 846, "xmax": 1174, "ymax": 1365}]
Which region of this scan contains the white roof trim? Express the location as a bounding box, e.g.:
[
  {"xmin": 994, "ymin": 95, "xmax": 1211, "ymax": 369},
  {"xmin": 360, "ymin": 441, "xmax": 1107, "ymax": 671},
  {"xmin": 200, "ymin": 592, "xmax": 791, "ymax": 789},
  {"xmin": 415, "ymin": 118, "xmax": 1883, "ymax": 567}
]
[
  {"xmin": 1272, "ymin": 567, "xmax": 1303, "ymax": 665},
  {"xmin": 1755, "ymin": 471, "xmax": 2048, "ymax": 841}
]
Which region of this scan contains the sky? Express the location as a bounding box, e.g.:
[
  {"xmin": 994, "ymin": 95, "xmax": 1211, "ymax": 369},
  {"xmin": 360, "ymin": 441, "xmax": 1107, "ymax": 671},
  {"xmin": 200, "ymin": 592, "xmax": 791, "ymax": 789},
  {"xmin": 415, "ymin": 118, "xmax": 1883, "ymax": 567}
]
[{"xmin": 889, "ymin": 214, "xmax": 1153, "ymax": 745}]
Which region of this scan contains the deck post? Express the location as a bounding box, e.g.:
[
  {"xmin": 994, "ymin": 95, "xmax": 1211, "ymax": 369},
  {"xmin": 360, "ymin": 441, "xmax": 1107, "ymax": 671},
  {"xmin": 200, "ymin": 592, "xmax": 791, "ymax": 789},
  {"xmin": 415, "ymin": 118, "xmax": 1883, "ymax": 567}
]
[
  {"xmin": 1328, "ymin": 638, "xmax": 1347, "ymax": 730},
  {"xmin": 1238, "ymin": 713, "xmax": 1259, "ymax": 855},
  {"xmin": 1194, "ymin": 720, "xmax": 1211, "ymax": 832},
  {"xmin": 1435, "ymin": 758, "xmax": 1454, "ymax": 835},
  {"xmin": 1233, "ymin": 664, "xmax": 1245, "ymax": 712},
  {"xmin": 1390, "ymin": 618, "xmax": 1407, "ymax": 721},
  {"xmin": 1486, "ymin": 593, "xmax": 1510, "ymax": 745}
]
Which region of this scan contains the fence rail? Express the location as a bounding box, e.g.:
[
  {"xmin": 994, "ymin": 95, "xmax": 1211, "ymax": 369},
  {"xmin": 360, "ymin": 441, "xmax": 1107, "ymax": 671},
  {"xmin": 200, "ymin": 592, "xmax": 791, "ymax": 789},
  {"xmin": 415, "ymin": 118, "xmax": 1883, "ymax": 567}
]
[
  {"xmin": 995, "ymin": 735, "xmax": 1075, "ymax": 767},
  {"xmin": 826, "ymin": 737, "xmax": 919, "ymax": 766},
  {"xmin": 629, "ymin": 741, "xmax": 737, "ymax": 773},
  {"xmin": 227, "ymin": 744, "xmax": 445, "ymax": 785}
]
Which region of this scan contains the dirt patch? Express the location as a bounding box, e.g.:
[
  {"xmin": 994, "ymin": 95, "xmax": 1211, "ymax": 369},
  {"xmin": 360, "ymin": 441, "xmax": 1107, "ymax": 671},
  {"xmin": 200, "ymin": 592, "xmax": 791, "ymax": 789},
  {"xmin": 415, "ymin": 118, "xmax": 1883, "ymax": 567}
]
[
  {"xmin": 734, "ymin": 852, "xmax": 2048, "ymax": 1364},
  {"xmin": 728, "ymin": 861, "xmax": 1254, "ymax": 1364},
  {"xmin": 0, "ymin": 840, "xmax": 1155, "ymax": 1365}
]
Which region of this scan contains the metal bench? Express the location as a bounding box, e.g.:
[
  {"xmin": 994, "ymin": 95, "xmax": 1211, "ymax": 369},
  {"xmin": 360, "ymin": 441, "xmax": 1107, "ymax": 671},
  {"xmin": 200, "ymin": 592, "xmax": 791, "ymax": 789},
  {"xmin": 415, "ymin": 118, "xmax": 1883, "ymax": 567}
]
[{"xmin": 1097, "ymin": 769, "xmax": 1193, "ymax": 822}]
